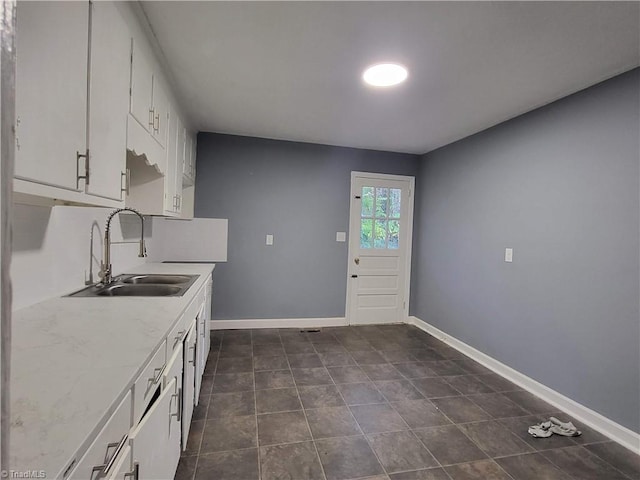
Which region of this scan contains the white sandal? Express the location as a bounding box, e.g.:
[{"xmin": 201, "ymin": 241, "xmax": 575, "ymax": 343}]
[
  {"xmin": 549, "ymin": 417, "xmax": 582, "ymax": 437},
  {"xmin": 528, "ymin": 421, "xmax": 553, "ymax": 438}
]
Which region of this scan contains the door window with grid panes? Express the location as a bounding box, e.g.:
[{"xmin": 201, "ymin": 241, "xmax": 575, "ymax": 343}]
[{"xmin": 360, "ymin": 186, "xmax": 401, "ymax": 249}]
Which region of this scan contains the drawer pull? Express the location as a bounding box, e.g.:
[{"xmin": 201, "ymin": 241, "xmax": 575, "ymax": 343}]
[
  {"xmin": 145, "ymin": 366, "xmax": 164, "ymax": 396},
  {"xmin": 173, "ymin": 330, "xmax": 185, "ymax": 349},
  {"xmin": 91, "ymin": 434, "xmax": 127, "ymax": 478}
]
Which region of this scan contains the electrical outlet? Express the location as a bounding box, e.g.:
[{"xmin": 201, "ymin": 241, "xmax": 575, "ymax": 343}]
[
  {"xmin": 505, "ymin": 247, "xmax": 513, "ymax": 263},
  {"xmin": 336, "ymin": 232, "xmax": 346, "ymax": 242},
  {"xmin": 266, "ymin": 234, "xmax": 274, "ymax": 246}
]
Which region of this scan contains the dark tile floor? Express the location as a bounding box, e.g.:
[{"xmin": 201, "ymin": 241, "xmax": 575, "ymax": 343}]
[{"xmin": 175, "ymin": 324, "xmax": 640, "ymax": 480}]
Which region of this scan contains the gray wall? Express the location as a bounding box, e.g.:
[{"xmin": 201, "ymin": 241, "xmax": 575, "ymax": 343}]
[
  {"xmin": 195, "ymin": 134, "xmax": 418, "ymax": 319},
  {"xmin": 410, "ymin": 68, "xmax": 640, "ymax": 432}
]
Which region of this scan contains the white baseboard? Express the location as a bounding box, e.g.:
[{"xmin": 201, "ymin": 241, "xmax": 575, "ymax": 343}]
[
  {"xmin": 409, "ymin": 316, "xmax": 640, "ymax": 453},
  {"xmin": 209, "ymin": 317, "xmax": 347, "ymax": 330}
]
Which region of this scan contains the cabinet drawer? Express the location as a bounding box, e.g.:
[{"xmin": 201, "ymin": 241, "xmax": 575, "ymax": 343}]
[
  {"xmin": 133, "ymin": 340, "xmax": 166, "ymax": 424},
  {"xmin": 67, "ymin": 390, "xmax": 132, "ymax": 480}
]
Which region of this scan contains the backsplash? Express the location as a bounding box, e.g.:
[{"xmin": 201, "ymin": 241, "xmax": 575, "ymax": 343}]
[
  {"xmin": 11, "ymin": 204, "xmax": 154, "ymax": 310},
  {"xmin": 11, "ymin": 204, "xmax": 229, "ymax": 311}
]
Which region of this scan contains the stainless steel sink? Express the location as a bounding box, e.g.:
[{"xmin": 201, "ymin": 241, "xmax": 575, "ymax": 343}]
[
  {"xmin": 68, "ymin": 274, "xmax": 198, "ymax": 297},
  {"xmin": 122, "ymin": 275, "xmax": 194, "ymax": 285},
  {"xmin": 96, "ymin": 284, "xmax": 183, "ymax": 296}
]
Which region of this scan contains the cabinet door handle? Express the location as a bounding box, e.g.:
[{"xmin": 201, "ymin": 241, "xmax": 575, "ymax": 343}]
[
  {"xmin": 172, "ymin": 330, "xmax": 185, "ymax": 349},
  {"xmin": 76, "ymin": 150, "xmax": 89, "ymax": 189},
  {"xmin": 154, "ymin": 113, "xmax": 160, "ymax": 134},
  {"xmin": 123, "ymin": 462, "xmax": 139, "ymax": 480},
  {"xmin": 170, "ymin": 388, "xmax": 182, "ymax": 422},
  {"xmin": 91, "ymin": 434, "xmax": 127, "ymax": 478},
  {"xmin": 145, "ymin": 366, "xmax": 164, "ymax": 396},
  {"xmin": 188, "ymin": 344, "xmax": 196, "ymax": 365},
  {"xmin": 120, "ymin": 169, "xmax": 130, "ymax": 197},
  {"xmin": 148, "ymin": 108, "xmax": 155, "ymax": 129}
]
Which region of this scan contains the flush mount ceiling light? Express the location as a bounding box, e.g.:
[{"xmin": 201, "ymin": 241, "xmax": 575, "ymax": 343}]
[{"xmin": 362, "ymin": 63, "xmax": 408, "ymax": 87}]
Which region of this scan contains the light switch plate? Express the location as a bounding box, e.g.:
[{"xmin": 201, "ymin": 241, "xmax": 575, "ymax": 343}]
[
  {"xmin": 336, "ymin": 232, "xmax": 346, "ymax": 242},
  {"xmin": 505, "ymin": 247, "xmax": 513, "ymax": 262},
  {"xmin": 266, "ymin": 234, "xmax": 274, "ymax": 246}
]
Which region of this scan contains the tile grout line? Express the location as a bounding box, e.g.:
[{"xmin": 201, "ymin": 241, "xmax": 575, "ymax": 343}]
[
  {"xmin": 540, "ymin": 444, "xmax": 637, "ymax": 480},
  {"xmin": 250, "ymin": 329, "xmax": 262, "ymax": 480},
  {"xmin": 190, "ymin": 330, "xmax": 223, "ymax": 480},
  {"xmin": 330, "ymin": 362, "xmax": 394, "ymax": 479},
  {"xmin": 288, "ymin": 336, "xmax": 329, "ymax": 480}
]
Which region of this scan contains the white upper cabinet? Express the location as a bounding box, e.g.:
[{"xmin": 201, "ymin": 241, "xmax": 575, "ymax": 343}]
[
  {"xmin": 128, "ymin": 36, "xmax": 169, "ymax": 172},
  {"xmin": 163, "ymin": 105, "xmax": 179, "ymax": 214},
  {"xmin": 130, "ymin": 39, "xmax": 155, "ymax": 135},
  {"xmin": 15, "ymin": 1, "xmax": 89, "ymax": 193},
  {"xmin": 14, "ymin": 1, "xmax": 129, "ymax": 208},
  {"xmin": 152, "ymin": 78, "xmax": 170, "ymax": 149},
  {"xmin": 182, "ymin": 132, "xmax": 196, "ymax": 186},
  {"xmin": 87, "ymin": 1, "xmax": 130, "ymax": 201},
  {"xmin": 14, "ymin": 0, "xmax": 194, "ymax": 212}
]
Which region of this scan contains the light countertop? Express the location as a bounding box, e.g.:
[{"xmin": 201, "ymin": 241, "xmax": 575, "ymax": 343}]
[{"xmin": 10, "ymin": 263, "xmax": 215, "ymax": 477}]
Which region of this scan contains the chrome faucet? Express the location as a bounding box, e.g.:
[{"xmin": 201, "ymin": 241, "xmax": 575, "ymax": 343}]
[{"xmin": 100, "ymin": 207, "xmax": 147, "ymax": 285}]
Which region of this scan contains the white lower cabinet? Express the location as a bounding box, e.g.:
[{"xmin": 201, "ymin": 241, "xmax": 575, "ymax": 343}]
[
  {"xmin": 132, "ymin": 340, "xmax": 166, "ymax": 425},
  {"xmin": 182, "ymin": 322, "xmax": 197, "ymax": 444},
  {"xmin": 105, "ymin": 446, "xmax": 133, "ymax": 480},
  {"xmin": 68, "ymin": 391, "xmax": 132, "ymax": 480},
  {"xmin": 194, "ymin": 304, "xmax": 206, "ymax": 403},
  {"xmin": 65, "ymin": 276, "xmax": 212, "ymax": 480},
  {"xmin": 129, "ymin": 377, "xmax": 181, "ymax": 480}
]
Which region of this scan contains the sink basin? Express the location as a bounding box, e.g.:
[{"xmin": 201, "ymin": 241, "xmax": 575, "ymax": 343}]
[
  {"xmin": 67, "ymin": 274, "xmax": 198, "ymax": 297},
  {"xmin": 96, "ymin": 284, "xmax": 183, "ymax": 296},
  {"xmin": 121, "ymin": 275, "xmax": 193, "ymax": 285}
]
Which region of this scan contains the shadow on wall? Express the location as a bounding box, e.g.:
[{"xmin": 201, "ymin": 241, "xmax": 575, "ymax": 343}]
[{"xmin": 12, "ymin": 204, "xmax": 51, "ymax": 252}]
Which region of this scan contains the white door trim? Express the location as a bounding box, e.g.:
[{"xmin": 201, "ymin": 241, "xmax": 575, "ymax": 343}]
[{"xmin": 345, "ymin": 171, "xmax": 415, "ymax": 325}]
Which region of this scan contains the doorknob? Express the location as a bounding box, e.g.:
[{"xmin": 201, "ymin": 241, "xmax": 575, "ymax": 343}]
[{"xmin": 354, "ymin": 258, "xmax": 360, "ymax": 265}]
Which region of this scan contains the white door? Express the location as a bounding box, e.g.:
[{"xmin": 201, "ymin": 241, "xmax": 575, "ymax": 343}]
[
  {"xmin": 194, "ymin": 304, "xmax": 206, "ymax": 403},
  {"xmin": 87, "ymin": 1, "xmax": 130, "ymax": 201},
  {"xmin": 105, "ymin": 446, "xmax": 132, "ymax": 480},
  {"xmin": 129, "ymin": 378, "xmax": 181, "ymax": 480},
  {"xmin": 346, "ymin": 172, "xmax": 414, "ymax": 325},
  {"xmin": 130, "ymin": 38, "xmax": 154, "ymax": 133},
  {"xmin": 182, "ymin": 321, "xmax": 197, "ymax": 445},
  {"xmin": 15, "ymin": 1, "xmax": 89, "ymax": 191},
  {"xmin": 164, "ymin": 106, "xmax": 178, "ymax": 214}
]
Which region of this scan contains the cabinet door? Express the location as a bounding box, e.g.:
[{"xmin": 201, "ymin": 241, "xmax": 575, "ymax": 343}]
[
  {"xmin": 15, "ymin": 1, "xmax": 89, "ymax": 191},
  {"xmin": 105, "ymin": 446, "xmax": 132, "ymax": 480},
  {"xmin": 130, "ymin": 38, "xmax": 154, "ymax": 133},
  {"xmin": 164, "ymin": 107, "xmax": 178, "ymax": 213},
  {"xmin": 191, "ymin": 134, "xmax": 197, "ymax": 180},
  {"xmin": 163, "ymin": 342, "xmax": 183, "ymax": 392},
  {"xmin": 182, "ymin": 322, "xmax": 196, "ymax": 444},
  {"xmin": 130, "ymin": 378, "xmax": 181, "ymax": 480},
  {"xmin": 163, "ymin": 344, "xmax": 183, "ymax": 451},
  {"xmin": 87, "ymin": 1, "xmax": 130, "ymax": 201},
  {"xmin": 194, "ymin": 308, "xmax": 202, "ymax": 402},
  {"xmin": 68, "ymin": 390, "xmax": 132, "ymax": 480},
  {"xmin": 183, "ymin": 133, "xmax": 191, "ymax": 178},
  {"xmin": 175, "ymin": 117, "xmax": 186, "ymax": 214},
  {"xmin": 152, "ymin": 78, "xmax": 170, "ymax": 149}
]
